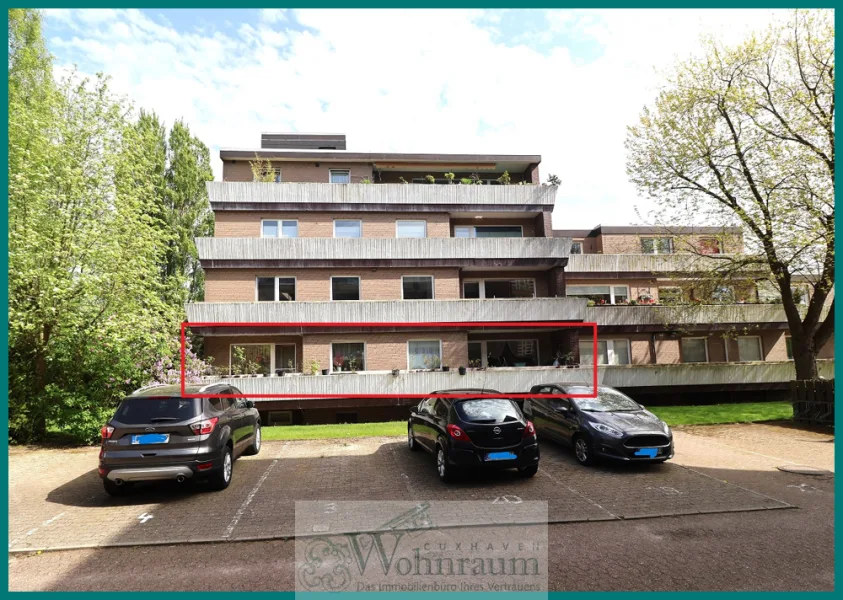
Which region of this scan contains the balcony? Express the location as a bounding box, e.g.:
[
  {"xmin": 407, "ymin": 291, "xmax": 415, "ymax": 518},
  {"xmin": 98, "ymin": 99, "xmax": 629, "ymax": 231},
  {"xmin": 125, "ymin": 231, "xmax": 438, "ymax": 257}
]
[
  {"xmin": 196, "ymin": 236, "xmax": 572, "ymax": 268},
  {"xmin": 585, "ymin": 303, "xmax": 792, "ymax": 327},
  {"xmin": 206, "ymin": 181, "xmax": 557, "ymax": 212},
  {"xmin": 199, "ymin": 360, "xmax": 834, "ymax": 398},
  {"xmin": 566, "ymin": 253, "xmax": 748, "ymax": 276},
  {"xmin": 186, "ymin": 297, "xmax": 588, "ymax": 328}
]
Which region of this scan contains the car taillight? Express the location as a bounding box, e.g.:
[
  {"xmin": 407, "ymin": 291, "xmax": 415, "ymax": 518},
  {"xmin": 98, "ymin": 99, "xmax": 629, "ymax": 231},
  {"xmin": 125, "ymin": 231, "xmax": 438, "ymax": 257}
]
[
  {"xmin": 523, "ymin": 421, "xmax": 536, "ymax": 438},
  {"xmin": 101, "ymin": 425, "xmax": 114, "ymax": 440},
  {"xmin": 190, "ymin": 417, "xmax": 219, "ymax": 435},
  {"xmin": 447, "ymin": 424, "xmax": 471, "ymax": 442}
]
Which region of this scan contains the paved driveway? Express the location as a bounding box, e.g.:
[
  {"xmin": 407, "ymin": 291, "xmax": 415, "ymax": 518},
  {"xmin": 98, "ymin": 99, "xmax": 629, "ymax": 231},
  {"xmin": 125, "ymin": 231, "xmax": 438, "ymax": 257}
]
[{"xmin": 8, "ymin": 425, "xmax": 811, "ymax": 552}]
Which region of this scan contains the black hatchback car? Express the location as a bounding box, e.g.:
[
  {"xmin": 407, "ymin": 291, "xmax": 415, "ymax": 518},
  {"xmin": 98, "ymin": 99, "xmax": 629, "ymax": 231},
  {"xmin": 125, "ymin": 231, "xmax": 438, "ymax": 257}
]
[
  {"xmin": 407, "ymin": 389, "xmax": 539, "ymax": 482},
  {"xmin": 98, "ymin": 383, "xmax": 261, "ymax": 495},
  {"xmin": 524, "ymin": 384, "xmax": 673, "ymax": 466}
]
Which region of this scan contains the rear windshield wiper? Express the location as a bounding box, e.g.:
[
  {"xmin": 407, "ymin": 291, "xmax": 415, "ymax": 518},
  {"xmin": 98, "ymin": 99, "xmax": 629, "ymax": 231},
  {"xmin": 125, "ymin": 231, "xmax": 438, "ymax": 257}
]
[{"xmin": 149, "ymin": 417, "xmax": 180, "ymax": 422}]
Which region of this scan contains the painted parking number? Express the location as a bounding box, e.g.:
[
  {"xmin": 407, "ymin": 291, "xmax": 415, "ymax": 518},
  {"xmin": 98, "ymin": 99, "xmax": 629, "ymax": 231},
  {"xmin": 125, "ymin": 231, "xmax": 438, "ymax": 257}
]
[{"xmin": 493, "ymin": 495, "xmax": 522, "ymax": 504}]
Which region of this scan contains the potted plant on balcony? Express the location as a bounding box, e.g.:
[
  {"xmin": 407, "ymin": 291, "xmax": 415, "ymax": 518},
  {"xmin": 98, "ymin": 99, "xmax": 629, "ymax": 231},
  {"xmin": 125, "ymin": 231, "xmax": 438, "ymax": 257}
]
[
  {"xmin": 309, "ymin": 360, "xmax": 320, "ymax": 376},
  {"xmin": 468, "ymin": 358, "xmax": 483, "ymax": 371},
  {"xmin": 424, "ymin": 175, "xmax": 435, "ymax": 184},
  {"xmin": 333, "ymin": 354, "xmax": 345, "ymax": 372},
  {"xmin": 458, "ymin": 365, "xmax": 467, "ymax": 375},
  {"xmin": 443, "ymin": 172, "xmax": 455, "ymax": 184},
  {"xmin": 442, "ymin": 364, "xmax": 450, "ymax": 372}
]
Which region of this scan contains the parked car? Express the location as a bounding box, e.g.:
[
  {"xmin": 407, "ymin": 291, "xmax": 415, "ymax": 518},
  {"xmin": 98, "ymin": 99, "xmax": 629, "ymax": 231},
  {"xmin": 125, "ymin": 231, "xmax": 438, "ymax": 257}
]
[
  {"xmin": 524, "ymin": 384, "xmax": 673, "ymax": 466},
  {"xmin": 98, "ymin": 383, "xmax": 261, "ymax": 496},
  {"xmin": 407, "ymin": 389, "xmax": 539, "ymax": 482}
]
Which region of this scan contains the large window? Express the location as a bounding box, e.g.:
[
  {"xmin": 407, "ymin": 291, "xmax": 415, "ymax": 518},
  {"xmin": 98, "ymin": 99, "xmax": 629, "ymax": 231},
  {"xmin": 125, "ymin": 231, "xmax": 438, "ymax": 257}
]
[
  {"xmin": 681, "ymin": 338, "xmax": 708, "ymax": 363},
  {"xmin": 230, "ymin": 344, "xmax": 273, "ymax": 376},
  {"xmin": 487, "ymin": 340, "xmax": 539, "ymax": 367},
  {"xmin": 261, "ymin": 220, "xmax": 298, "ymax": 238},
  {"xmin": 737, "ymin": 336, "xmax": 763, "ymax": 362},
  {"xmin": 570, "ymin": 241, "xmax": 583, "ymax": 254},
  {"xmin": 567, "ymin": 285, "xmax": 629, "ymax": 305},
  {"xmin": 402, "ymin": 276, "xmax": 434, "ymax": 300},
  {"xmin": 407, "ymin": 340, "xmax": 442, "ymax": 370},
  {"xmin": 256, "ymin": 277, "xmax": 296, "ymax": 302},
  {"xmin": 331, "ymin": 342, "xmax": 365, "ymax": 372},
  {"xmin": 711, "ymin": 285, "xmax": 735, "ymax": 303},
  {"xmin": 579, "ymin": 339, "xmax": 631, "ymax": 365},
  {"xmin": 454, "ymin": 225, "xmax": 523, "ymax": 238},
  {"xmin": 275, "ymin": 344, "xmax": 297, "ymax": 373},
  {"xmin": 331, "ymin": 276, "xmax": 360, "ymax": 300},
  {"xmin": 641, "ymin": 237, "xmax": 674, "ymax": 254},
  {"xmin": 329, "ymin": 169, "xmax": 351, "ymax": 183},
  {"xmin": 334, "ymin": 220, "xmax": 362, "ymax": 238},
  {"xmin": 396, "ymin": 220, "xmax": 427, "ymax": 238},
  {"xmin": 462, "ymin": 279, "xmax": 536, "ymax": 299},
  {"xmin": 659, "ymin": 287, "xmax": 683, "ymax": 304}
]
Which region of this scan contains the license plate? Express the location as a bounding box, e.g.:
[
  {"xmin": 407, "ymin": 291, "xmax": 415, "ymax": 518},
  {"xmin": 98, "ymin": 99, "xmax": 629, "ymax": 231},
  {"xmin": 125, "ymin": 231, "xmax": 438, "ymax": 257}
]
[
  {"xmin": 131, "ymin": 433, "xmax": 170, "ymax": 445},
  {"xmin": 634, "ymin": 448, "xmax": 658, "ymax": 458},
  {"xmin": 486, "ymin": 451, "xmax": 517, "ymax": 461}
]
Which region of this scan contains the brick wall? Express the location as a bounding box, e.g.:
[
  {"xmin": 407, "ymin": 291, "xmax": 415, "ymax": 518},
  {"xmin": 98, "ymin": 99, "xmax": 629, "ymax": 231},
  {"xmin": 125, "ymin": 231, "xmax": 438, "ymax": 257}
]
[
  {"xmin": 214, "ymin": 211, "xmax": 452, "ymax": 238},
  {"xmin": 302, "ymin": 331, "xmax": 468, "ymax": 372},
  {"xmin": 205, "ymin": 267, "xmax": 461, "ymax": 302},
  {"xmin": 222, "ymin": 160, "xmax": 373, "ymax": 183}
]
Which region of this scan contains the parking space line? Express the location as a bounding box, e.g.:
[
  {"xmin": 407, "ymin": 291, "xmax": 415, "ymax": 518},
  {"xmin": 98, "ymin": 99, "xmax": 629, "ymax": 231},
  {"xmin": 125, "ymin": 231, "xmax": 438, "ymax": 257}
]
[
  {"xmin": 8, "ymin": 512, "xmax": 66, "ymax": 550},
  {"xmin": 677, "ymin": 465, "xmax": 793, "ymax": 507},
  {"xmin": 539, "ymin": 468, "xmax": 620, "ymax": 520},
  {"xmin": 221, "ymin": 442, "xmax": 288, "ymax": 540}
]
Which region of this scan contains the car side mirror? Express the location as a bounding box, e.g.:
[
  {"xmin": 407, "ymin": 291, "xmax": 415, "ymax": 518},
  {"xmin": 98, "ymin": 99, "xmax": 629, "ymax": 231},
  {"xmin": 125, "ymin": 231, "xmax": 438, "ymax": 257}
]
[
  {"xmin": 245, "ymin": 400, "xmax": 255, "ymax": 409},
  {"xmin": 554, "ymin": 405, "xmax": 569, "ymax": 413}
]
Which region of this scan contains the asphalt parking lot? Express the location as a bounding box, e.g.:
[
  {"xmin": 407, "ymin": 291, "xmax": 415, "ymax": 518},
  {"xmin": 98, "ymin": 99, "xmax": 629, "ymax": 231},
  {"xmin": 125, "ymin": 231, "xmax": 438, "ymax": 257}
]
[{"xmin": 8, "ymin": 424, "xmax": 820, "ymax": 553}]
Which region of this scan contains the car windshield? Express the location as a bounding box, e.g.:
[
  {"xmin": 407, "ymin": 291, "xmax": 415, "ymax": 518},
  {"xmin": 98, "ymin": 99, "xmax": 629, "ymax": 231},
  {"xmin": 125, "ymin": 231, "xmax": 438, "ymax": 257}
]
[
  {"xmin": 115, "ymin": 397, "xmax": 201, "ymax": 425},
  {"xmin": 573, "ymin": 389, "xmax": 640, "ymax": 413},
  {"xmin": 455, "ymin": 398, "xmax": 521, "ymax": 423}
]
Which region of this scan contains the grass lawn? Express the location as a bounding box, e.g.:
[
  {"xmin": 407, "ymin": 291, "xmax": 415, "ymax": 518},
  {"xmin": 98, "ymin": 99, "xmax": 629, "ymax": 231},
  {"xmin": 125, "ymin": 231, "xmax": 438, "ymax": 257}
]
[
  {"xmin": 261, "ymin": 401, "xmax": 792, "ymax": 440},
  {"xmin": 650, "ymin": 401, "xmax": 792, "ymax": 427}
]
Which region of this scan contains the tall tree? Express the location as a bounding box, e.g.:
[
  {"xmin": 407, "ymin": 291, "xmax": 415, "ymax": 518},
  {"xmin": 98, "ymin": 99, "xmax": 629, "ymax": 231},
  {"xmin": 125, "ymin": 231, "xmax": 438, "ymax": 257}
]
[{"xmin": 626, "ymin": 9, "xmax": 834, "ymax": 380}]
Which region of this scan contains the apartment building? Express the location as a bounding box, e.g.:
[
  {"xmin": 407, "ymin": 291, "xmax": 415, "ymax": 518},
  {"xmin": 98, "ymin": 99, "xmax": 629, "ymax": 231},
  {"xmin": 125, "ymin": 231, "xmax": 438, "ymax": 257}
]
[{"xmin": 187, "ymin": 133, "xmax": 834, "ymax": 425}]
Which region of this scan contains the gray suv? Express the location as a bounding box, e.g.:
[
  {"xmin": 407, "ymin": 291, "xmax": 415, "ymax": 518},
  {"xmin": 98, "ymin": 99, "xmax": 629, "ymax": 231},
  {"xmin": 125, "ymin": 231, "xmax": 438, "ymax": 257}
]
[{"xmin": 98, "ymin": 383, "xmax": 261, "ymax": 496}]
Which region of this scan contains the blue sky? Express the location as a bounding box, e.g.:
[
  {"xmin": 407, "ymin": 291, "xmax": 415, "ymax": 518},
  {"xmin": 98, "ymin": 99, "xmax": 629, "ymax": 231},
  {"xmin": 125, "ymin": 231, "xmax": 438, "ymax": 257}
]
[{"xmin": 42, "ymin": 8, "xmax": 785, "ymax": 228}]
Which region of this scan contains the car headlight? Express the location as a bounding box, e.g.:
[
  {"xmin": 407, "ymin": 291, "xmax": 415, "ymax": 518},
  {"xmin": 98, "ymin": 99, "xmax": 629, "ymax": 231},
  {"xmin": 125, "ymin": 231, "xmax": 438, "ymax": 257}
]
[
  {"xmin": 659, "ymin": 421, "xmax": 671, "ymax": 435},
  {"xmin": 592, "ymin": 422, "xmax": 624, "ymax": 438}
]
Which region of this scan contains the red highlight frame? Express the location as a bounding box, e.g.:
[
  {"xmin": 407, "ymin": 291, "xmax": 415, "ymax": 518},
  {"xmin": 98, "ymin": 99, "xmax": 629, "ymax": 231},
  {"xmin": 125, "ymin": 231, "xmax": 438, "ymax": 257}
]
[{"xmin": 181, "ymin": 321, "xmax": 598, "ymax": 399}]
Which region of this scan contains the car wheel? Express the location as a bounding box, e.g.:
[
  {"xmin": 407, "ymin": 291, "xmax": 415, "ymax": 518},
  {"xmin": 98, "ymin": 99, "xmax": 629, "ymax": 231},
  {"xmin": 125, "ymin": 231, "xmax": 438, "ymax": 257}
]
[
  {"xmin": 244, "ymin": 424, "xmax": 262, "ymax": 456},
  {"xmin": 210, "ymin": 446, "xmax": 233, "ymax": 491},
  {"xmin": 103, "ymin": 478, "xmax": 131, "ymax": 497},
  {"xmin": 408, "ymin": 426, "xmax": 420, "ymax": 451},
  {"xmin": 436, "ymin": 446, "xmax": 455, "ymax": 483},
  {"xmin": 573, "ymin": 435, "xmax": 596, "ymax": 466},
  {"xmin": 518, "ymin": 465, "xmax": 539, "ymax": 477}
]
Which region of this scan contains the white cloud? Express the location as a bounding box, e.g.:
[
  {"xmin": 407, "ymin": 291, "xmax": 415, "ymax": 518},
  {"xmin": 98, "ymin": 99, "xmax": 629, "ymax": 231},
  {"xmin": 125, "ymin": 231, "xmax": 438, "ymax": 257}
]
[{"xmin": 44, "ymin": 8, "xmax": 787, "ymax": 228}]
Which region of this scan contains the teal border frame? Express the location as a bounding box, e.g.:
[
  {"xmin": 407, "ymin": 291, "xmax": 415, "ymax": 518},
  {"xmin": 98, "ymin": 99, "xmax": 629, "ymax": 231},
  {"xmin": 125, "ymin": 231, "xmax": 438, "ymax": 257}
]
[{"xmin": 1, "ymin": 2, "xmax": 838, "ymax": 596}]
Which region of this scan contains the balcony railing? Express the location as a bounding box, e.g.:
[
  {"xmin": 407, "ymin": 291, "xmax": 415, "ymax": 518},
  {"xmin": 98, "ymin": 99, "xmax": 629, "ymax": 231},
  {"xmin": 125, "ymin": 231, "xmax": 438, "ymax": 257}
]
[
  {"xmin": 566, "ymin": 253, "xmax": 743, "ymax": 274},
  {"xmin": 585, "ymin": 303, "xmax": 793, "ymax": 326},
  {"xmin": 207, "ymin": 181, "xmax": 557, "ymax": 209},
  {"xmin": 186, "ymin": 297, "xmax": 589, "ymax": 325},
  {"xmin": 196, "ymin": 236, "xmax": 571, "ymax": 265},
  {"xmin": 197, "ymin": 360, "xmax": 834, "ymax": 398}
]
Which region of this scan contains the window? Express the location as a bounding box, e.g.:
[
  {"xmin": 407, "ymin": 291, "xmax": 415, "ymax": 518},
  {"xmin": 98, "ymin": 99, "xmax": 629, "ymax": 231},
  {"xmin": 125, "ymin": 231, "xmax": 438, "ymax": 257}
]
[
  {"xmin": 567, "ymin": 285, "xmax": 629, "ymax": 305},
  {"xmin": 261, "ymin": 220, "xmax": 298, "ymax": 238},
  {"xmin": 329, "ymin": 169, "xmax": 351, "ymax": 183},
  {"xmin": 256, "ymin": 277, "xmax": 296, "ymax": 302},
  {"xmin": 331, "ymin": 342, "xmax": 365, "ymax": 372},
  {"xmin": 253, "ymin": 167, "xmax": 281, "ymax": 182},
  {"xmin": 698, "ymin": 238, "xmax": 722, "ymax": 254},
  {"xmin": 737, "ymin": 336, "xmax": 763, "ymax": 362},
  {"xmin": 711, "ymin": 286, "xmax": 735, "ymax": 303},
  {"xmin": 579, "ymin": 339, "xmax": 630, "ymax": 365},
  {"xmin": 275, "ymin": 344, "xmax": 297, "ymax": 372},
  {"xmin": 408, "ymin": 340, "xmax": 442, "ymax": 370},
  {"xmin": 334, "ymin": 220, "xmax": 362, "ymax": 238},
  {"xmin": 468, "ymin": 341, "xmax": 483, "ymax": 367},
  {"xmin": 402, "ymin": 276, "xmax": 434, "ymax": 300},
  {"xmin": 268, "ymin": 411, "xmax": 293, "ymax": 426},
  {"xmin": 786, "ymin": 336, "xmax": 793, "ymax": 360},
  {"xmin": 570, "ymin": 241, "xmax": 583, "ymax": 254},
  {"xmin": 456, "ymin": 399, "xmax": 520, "ymax": 423},
  {"xmin": 791, "ymin": 285, "xmax": 810, "ymax": 305},
  {"xmin": 487, "ymin": 339, "xmax": 538, "ymax": 367},
  {"xmin": 453, "ymin": 225, "xmax": 523, "ymax": 238},
  {"xmin": 641, "ymin": 237, "xmax": 674, "ymax": 254},
  {"xmin": 681, "ymin": 338, "xmax": 708, "ymax": 363},
  {"xmin": 659, "ymin": 287, "xmax": 683, "ymax": 304},
  {"xmin": 331, "ymin": 276, "xmax": 360, "ymax": 301},
  {"xmin": 231, "ymin": 344, "xmax": 273, "ymax": 375},
  {"xmin": 462, "ymin": 279, "xmax": 536, "ymax": 299},
  {"xmin": 396, "ymin": 220, "xmax": 427, "ymax": 238}
]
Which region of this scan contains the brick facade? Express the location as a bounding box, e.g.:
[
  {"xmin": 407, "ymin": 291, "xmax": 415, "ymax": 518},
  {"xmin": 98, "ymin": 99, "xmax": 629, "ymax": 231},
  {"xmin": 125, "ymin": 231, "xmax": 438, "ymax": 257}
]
[
  {"xmin": 214, "ymin": 211, "xmax": 452, "ymax": 238},
  {"xmin": 222, "ymin": 160, "xmax": 373, "ymax": 183},
  {"xmin": 205, "ymin": 267, "xmax": 461, "ymax": 302}
]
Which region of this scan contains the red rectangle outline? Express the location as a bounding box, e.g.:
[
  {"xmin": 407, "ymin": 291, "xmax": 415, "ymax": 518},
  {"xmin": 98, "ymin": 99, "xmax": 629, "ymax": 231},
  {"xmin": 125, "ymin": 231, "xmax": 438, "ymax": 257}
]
[{"xmin": 181, "ymin": 321, "xmax": 598, "ymax": 399}]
